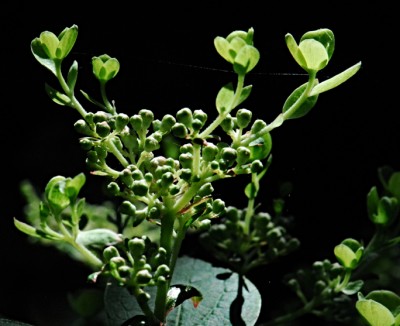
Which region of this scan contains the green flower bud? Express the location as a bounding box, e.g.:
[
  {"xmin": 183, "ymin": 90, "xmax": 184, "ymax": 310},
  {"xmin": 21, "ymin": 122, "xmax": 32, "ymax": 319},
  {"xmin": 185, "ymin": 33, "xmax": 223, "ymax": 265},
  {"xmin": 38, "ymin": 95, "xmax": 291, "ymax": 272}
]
[
  {"xmin": 96, "ymin": 121, "xmax": 111, "ymax": 137},
  {"xmin": 154, "ymin": 165, "xmax": 173, "ymax": 179},
  {"xmin": 334, "ymin": 238, "xmax": 364, "ymax": 270},
  {"xmin": 120, "ymin": 169, "xmax": 134, "ymax": 188},
  {"xmin": 160, "ymin": 114, "xmax": 176, "ymax": 133},
  {"xmin": 193, "ymin": 110, "xmax": 208, "ymax": 124},
  {"xmin": 251, "ymin": 160, "xmax": 264, "ymax": 173},
  {"xmin": 128, "ymin": 237, "xmax": 146, "ymax": 257},
  {"xmin": 106, "ymin": 181, "xmax": 120, "ymax": 196},
  {"xmin": 112, "ymin": 136, "xmax": 124, "ymax": 152},
  {"xmin": 172, "ymin": 123, "xmax": 188, "ymax": 138},
  {"xmin": 197, "ymin": 183, "xmax": 214, "ymax": 197},
  {"xmin": 202, "ymin": 143, "xmax": 218, "ymax": 162},
  {"xmin": 180, "ymin": 168, "xmax": 192, "ymax": 181},
  {"xmin": 79, "ymin": 138, "xmax": 93, "ymax": 150},
  {"xmin": 176, "ymin": 108, "xmax": 193, "ymax": 126},
  {"xmin": 121, "ymin": 130, "xmax": 139, "ymax": 152},
  {"xmin": 95, "ymin": 146, "xmax": 108, "ymax": 160},
  {"xmin": 144, "ymin": 173, "xmax": 153, "ymax": 183},
  {"xmin": 131, "ymin": 169, "xmax": 143, "ymax": 180},
  {"xmin": 130, "ymin": 115, "xmax": 143, "ymax": 132},
  {"xmin": 93, "ymin": 111, "xmax": 110, "ymax": 123},
  {"xmin": 220, "ymin": 115, "xmax": 234, "ymax": 132},
  {"xmin": 132, "ymin": 180, "xmax": 148, "ymax": 196},
  {"xmin": 221, "ymin": 147, "xmax": 237, "ymax": 162},
  {"xmin": 236, "ymin": 108, "xmax": 252, "ymax": 128},
  {"xmin": 179, "ymin": 153, "xmax": 193, "ymax": 169},
  {"xmin": 152, "ymin": 119, "xmax": 162, "ymax": 131},
  {"xmin": 144, "ymin": 136, "xmax": 160, "ymax": 152},
  {"xmin": 192, "ymin": 119, "xmax": 204, "ymax": 131},
  {"xmin": 119, "ymin": 200, "xmax": 136, "ymax": 216},
  {"xmin": 225, "ymin": 206, "xmax": 240, "ymax": 222},
  {"xmin": 169, "ymin": 185, "xmax": 180, "ymax": 195},
  {"xmin": 180, "ymin": 143, "xmax": 194, "ymax": 154},
  {"xmin": 92, "ymin": 54, "xmax": 120, "ymax": 82},
  {"xmin": 135, "ymin": 270, "xmax": 153, "ymax": 285},
  {"xmin": 118, "ymin": 265, "xmax": 132, "ymax": 278},
  {"xmin": 139, "ymin": 109, "xmax": 154, "ymax": 130},
  {"xmin": 154, "ymin": 264, "xmax": 170, "ymax": 280},
  {"xmin": 152, "ymin": 131, "xmax": 163, "ymax": 142},
  {"xmin": 236, "ymin": 146, "xmax": 251, "ymax": 165},
  {"xmin": 115, "ymin": 113, "xmax": 129, "ymax": 132},
  {"xmin": 161, "ymin": 172, "xmax": 174, "ymax": 188},
  {"xmin": 103, "ymin": 246, "xmax": 120, "ymax": 262},
  {"xmin": 287, "ymin": 238, "xmax": 300, "ymax": 252},
  {"xmin": 74, "ymin": 119, "xmax": 93, "ymax": 135},
  {"xmin": 210, "ymin": 161, "xmax": 219, "ymax": 170},
  {"xmin": 250, "ymin": 119, "xmax": 267, "ymax": 134},
  {"xmin": 267, "ymin": 227, "xmax": 283, "ymax": 240},
  {"xmin": 148, "ymin": 206, "xmax": 161, "ymax": 219},
  {"xmin": 87, "ymin": 150, "xmax": 98, "ymax": 164},
  {"xmin": 110, "ymin": 256, "xmax": 126, "ymax": 269},
  {"xmin": 212, "ymin": 199, "xmax": 225, "ymax": 214}
]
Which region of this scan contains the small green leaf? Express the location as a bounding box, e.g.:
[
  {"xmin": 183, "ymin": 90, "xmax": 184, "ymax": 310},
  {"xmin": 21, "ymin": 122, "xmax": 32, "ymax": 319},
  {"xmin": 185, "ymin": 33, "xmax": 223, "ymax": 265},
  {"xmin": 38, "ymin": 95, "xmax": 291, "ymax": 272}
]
[
  {"xmin": 388, "ymin": 172, "xmax": 400, "ymax": 200},
  {"xmin": 237, "ymin": 85, "xmax": 252, "ymax": 107},
  {"xmin": 366, "ymin": 290, "xmax": 400, "ymax": 314},
  {"xmin": 298, "ymin": 39, "xmax": 329, "ymax": 71},
  {"xmin": 282, "ymin": 82, "xmax": 318, "ymax": 119},
  {"xmin": 233, "ymin": 45, "xmax": 260, "ymax": 74},
  {"xmin": 356, "ymin": 299, "xmax": 395, "ymax": 326},
  {"xmin": 45, "ymin": 176, "xmax": 70, "ymax": 215},
  {"xmin": 248, "ymin": 132, "xmax": 272, "ymax": 161},
  {"xmin": 45, "ymin": 83, "xmax": 71, "ymax": 106},
  {"xmin": 285, "ymin": 33, "xmax": 306, "ymax": 69},
  {"xmin": 31, "ymin": 39, "xmax": 56, "ymax": 76},
  {"xmin": 245, "ymin": 182, "xmax": 257, "ymax": 199},
  {"xmin": 334, "ymin": 243, "xmax": 357, "ymax": 269},
  {"xmin": 342, "ymin": 280, "xmax": 364, "ymax": 295},
  {"xmin": 57, "ymin": 25, "xmax": 78, "ymax": 59},
  {"xmin": 301, "ymin": 28, "xmax": 335, "ymax": 60},
  {"xmin": 76, "ymin": 229, "xmax": 123, "ymax": 249},
  {"xmin": 67, "ymin": 60, "xmax": 78, "ymax": 92},
  {"xmin": 216, "ymin": 83, "xmax": 234, "ymax": 114},
  {"xmin": 214, "ymin": 36, "xmax": 233, "ymax": 63},
  {"xmin": 367, "ymin": 186, "xmax": 380, "ymax": 221},
  {"xmin": 13, "ymin": 218, "xmax": 61, "ymax": 240},
  {"xmin": 65, "ymin": 173, "xmax": 86, "ymax": 201},
  {"xmin": 310, "ymin": 61, "xmax": 362, "ymax": 96}
]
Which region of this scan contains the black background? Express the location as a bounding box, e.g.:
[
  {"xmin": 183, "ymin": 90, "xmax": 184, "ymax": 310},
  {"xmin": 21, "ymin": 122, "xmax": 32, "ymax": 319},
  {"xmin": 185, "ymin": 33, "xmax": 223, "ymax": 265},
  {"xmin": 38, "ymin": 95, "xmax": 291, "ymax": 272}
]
[{"xmin": 1, "ymin": 2, "xmax": 399, "ymax": 325}]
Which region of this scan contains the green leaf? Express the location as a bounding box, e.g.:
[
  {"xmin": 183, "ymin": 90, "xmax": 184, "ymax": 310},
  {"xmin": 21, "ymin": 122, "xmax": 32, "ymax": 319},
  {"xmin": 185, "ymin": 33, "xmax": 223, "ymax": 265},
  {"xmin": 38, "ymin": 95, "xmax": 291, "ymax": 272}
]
[
  {"xmin": 76, "ymin": 229, "xmax": 123, "ymax": 249},
  {"xmin": 356, "ymin": 299, "xmax": 395, "ymax": 326},
  {"xmin": 249, "ymin": 132, "xmax": 272, "ymax": 161},
  {"xmin": 216, "ymin": 83, "xmax": 234, "ymax": 114},
  {"xmin": 45, "ymin": 176, "xmax": 70, "ymax": 215},
  {"xmin": 298, "ymin": 39, "xmax": 329, "ymax": 71},
  {"xmin": 367, "ymin": 186, "xmax": 380, "ymax": 221},
  {"xmin": 365, "ymin": 290, "xmax": 400, "ymax": 314},
  {"xmin": 309, "ymin": 61, "xmax": 362, "ymax": 96},
  {"xmin": 65, "ymin": 173, "xmax": 86, "ymax": 201},
  {"xmin": 13, "ymin": 218, "xmax": 61, "ymax": 240},
  {"xmin": 45, "ymin": 83, "xmax": 71, "ymax": 106},
  {"xmin": 342, "ymin": 280, "xmax": 364, "ymax": 295},
  {"xmin": 388, "ymin": 172, "xmax": 400, "ymax": 200},
  {"xmin": 104, "ymin": 256, "xmax": 261, "ymax": 326},
  {"xmin": 80, "ymin": 89, "xmax": 107, "ymax": 110},
  {"xmin": 57, "ymin": 25, "xmax": 78, "ymax": 59},
  {"xmin": 285, "ymin": 33, "xmax": 306, "ymax": 69},
  {"xmin": 214, "ymin": 36, "xmax": 233, "ymax": 63},
  {"xmin": 31, "ymin": 38, "xmax": 56, "ymax": 76},
  {"xmin": 233, "ymin": 45, "xmax": 260, "ymax": 74},
  {"xmin": 67, "ymin": 60, "xmax": 78, "ymax": 92},
  {"xmin": 237, "ymin": 85, "xmax": 252, "ymax": 107},
  {"xmin": 282, "ymin": 82, "xmax": 318, "ymax": 119},
  {"xmin": 301, "ymin": 28, "xmax": 335, "ymax": 60},
  {"xmin": 245, "ymin": 182, "xmax": 257, "ymax": 199}
]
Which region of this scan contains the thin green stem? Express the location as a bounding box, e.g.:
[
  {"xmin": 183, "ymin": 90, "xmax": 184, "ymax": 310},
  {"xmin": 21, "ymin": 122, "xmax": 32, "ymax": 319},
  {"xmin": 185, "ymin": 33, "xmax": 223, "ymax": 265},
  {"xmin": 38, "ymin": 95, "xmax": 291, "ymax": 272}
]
[
  {"xmin": 105, "ymin": 136, "xmax": 129, "ymax": 167},
  {"xmin": 198, "ymin": 74, "xmax": 245, "ymax": 139},
  {"xmin": 100, "ymin": 81, "xmax": 116, "ymax": 114}
]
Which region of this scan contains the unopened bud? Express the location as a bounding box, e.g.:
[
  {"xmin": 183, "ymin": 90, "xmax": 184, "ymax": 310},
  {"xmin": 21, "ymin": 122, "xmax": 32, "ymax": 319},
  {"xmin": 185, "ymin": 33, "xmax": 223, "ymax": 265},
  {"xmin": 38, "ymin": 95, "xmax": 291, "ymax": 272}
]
[
  {"xmin": 236, "ymin": 108, "xmax": 252, "ymax": 128},
  {"xmin": 176, "ymin": 108, "xmax": 193, "ymax": 126},
  {"xmin": 115, "ymin": 113, "xmax": 129, "ymax": 132},
  {"xmin": 160, "ymin": 114, "xmax": 176, "ymax": 133},
  {"xmin": 172, "ymin": 123, "xmax": 188, "ymax": 138},
  {"xmin": 202, "ymin": 143, "xmax": 218, "ymax": 162}
]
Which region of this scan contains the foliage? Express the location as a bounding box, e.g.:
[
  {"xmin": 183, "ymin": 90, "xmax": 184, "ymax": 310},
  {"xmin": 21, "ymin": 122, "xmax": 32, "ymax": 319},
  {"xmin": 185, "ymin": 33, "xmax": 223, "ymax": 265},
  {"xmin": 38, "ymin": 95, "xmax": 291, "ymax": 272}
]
[{"xmin": 5, "ymin": 23, "xmax": 400, "ymax": 326}]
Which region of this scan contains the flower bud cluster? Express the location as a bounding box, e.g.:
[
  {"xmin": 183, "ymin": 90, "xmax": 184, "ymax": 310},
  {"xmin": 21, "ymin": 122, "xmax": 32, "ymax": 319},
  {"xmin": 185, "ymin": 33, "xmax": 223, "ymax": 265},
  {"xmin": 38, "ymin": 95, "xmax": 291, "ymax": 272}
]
[
  {"xmin": 100, "ymin": 236, "xmax": 170, "ymax": 292},
  {"xmin": 199, "ymin": 206, "xmax": 299, "ymax": 272}
]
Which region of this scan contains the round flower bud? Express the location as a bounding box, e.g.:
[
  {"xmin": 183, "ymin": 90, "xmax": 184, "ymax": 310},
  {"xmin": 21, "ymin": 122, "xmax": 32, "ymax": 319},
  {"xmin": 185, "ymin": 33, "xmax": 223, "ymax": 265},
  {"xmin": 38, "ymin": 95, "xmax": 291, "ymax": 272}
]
[
  {"xmin": 129, "ymin": 115, "xmax": 143, "ymax": 132},
  {"xmin": 220, "ymin": 115, "xmax": 234, "ymax": 132},
  {"xmin": 115, "ymin": 113, "xmax": 130, "ymax": 132},
  {"xmin": 86, "ymin": 150, "xmax": 98, "ymax": 164},
  {"xmin": 197, "ymin": 183, "xmax": 214, "ymax": 197},
  {"xmin": 103, "ymin": 246, "xmax": 120, "ymax": 262},
  {"xmin": 180, "ymin": 143, "xmax": 194, "ymax": 154},
  {"xmin": 236, "ymin": 108, "xmax": 252, "ymax": 128},
  {"xmin": 250, "ymin": 160, "xmax": 264, "ymax": 173},
  {"xmin": 152, "ymin": 131, "xmax": 163, "ymax": 142},
  {"xmin": 176, "ymin": 108, "xmax": 193, "ymax": 126},
  {"xmin": 128, "ymin": 237, "xmax": 146, "ymax": 257},
  {"xmin": 193, "ymin": 110, "xmax": 208, "ymax": 124},
  {"xmin": 79, "ymin": 138, "xmax": 93, "ymax": 150},
  {"xmin": 148, "ymin": 206, "xmax": 161, "ymax": 219},
  {"xmin": 250, "ymin": 119, "xmax": 267, "ymax": 134},
  {"xmin": 132, "ymin": 180, "xmax": 149, "ymax": 196},
  {"xmin": 74, "ymin": 119, "xmax": 93, "ymax": 135},
  {"xmin": 161, "ymin": 172, "xmax": 174, "ymax": 188},
  {"xmin": 171, "ymin": 123, "xmax": 188, "ymax": 138},
  {"xmin": 236, "ymin": 146, "xmax": 251, "ymax": 165},
  {"xmin": 119, "ymin": 201, "xmax": 137, "ymax": 216},
  {"xmin": 191, "ymin": 118, "xmax": 204, "ymax": 131},
  {"xmin": 131, "ymin": 169, "xmax": 143, "ymax": 181},
  {"xmin": 96, "ymin": 121, "xmax": 111, "ymax": 137},
  {"xmin": 144, "ymin": 136, "xmax": 160, "ymax": 152},
  {"xmin": 179, "ymin": 153, "xmax": 193, "ymax": 169},
  {"xmin": 169, "ymin": 185, "xmax": 180, "ymax": 195},
  {"xmin": 95, "ymin": 146, "xmax": 108, "ymax": 160},
  {"xmin": 93, "ymin": 111, "xmax": 110, "ymax": 123},
  {"xmin": 160, "ymin": 114, "xmax": 176, "ymax": 133},
  {"xmin": 212, "ymin": 199, "xmax": 226, "ymax": 214},
  {"xmin": 139, "ymin": 109, "xmax": 154, "ymax": 130},
  {"xmin": 152, "ymin": 119, "xmax": 162, "ymax": 131},
  {"xmin": 135, "ymin": 270, "xmax": 153, "ymax": 285},
  {"xmin": 221, "ymin": 147, "xmax": 237, "ymax": 163},
  {"xmin": 121, "ymin": 169, "xmax": 134, "ymax": 188},
  {"xmin": 225, "ymin": 206, "xmax": 240, "ymax": 222},
  {"xmin": 144, "ymin": 172, "xmax": 153, "ymax": 183},
  {"xmin": 180, "ymin": 168, "xmax": 192, "ymax": 181},
  {"xmin": 202, "ymin": 143, "xmax": 218, "ymax": 162},
  {"xmin": 210, "ymin": 161, "xmax": 219, "ymax": 170},
  {"xmin": 106, "ymin": 181, "xmax": 120, "ymax": 196}
]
